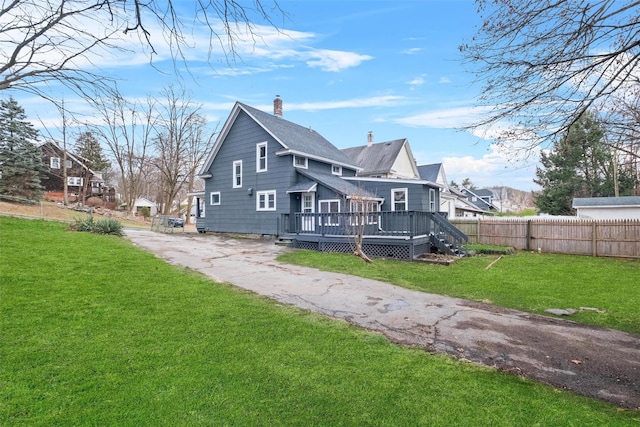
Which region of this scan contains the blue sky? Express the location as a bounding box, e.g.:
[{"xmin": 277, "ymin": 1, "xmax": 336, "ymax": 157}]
[{"xmin": 10, "ymin": 0, "xmax": 540, "ymax": 191}]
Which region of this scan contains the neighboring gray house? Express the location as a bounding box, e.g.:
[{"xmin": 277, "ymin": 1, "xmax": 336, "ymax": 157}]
[
  {"xmin": 573, "ymin": 196, "xmax": 640, "ymax": 219},
  {"xmin": 341, "ymin": 135, "xmax": 420, "ymax": 179},
  {"xmin": 194, "ymin": 97, "xmax": 466, "ymax": 259},
  {"xmin": 417, "ymin": 163, "xmax": 484, "ymax": 218},
  {"xmin": 462, "ymin": 188, "xmax": 499, "ymax": 213}
]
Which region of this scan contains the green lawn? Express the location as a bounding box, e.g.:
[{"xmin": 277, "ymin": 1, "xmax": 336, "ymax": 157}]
[
  {"xmin": 1, "ymin": 217, "xmax": 639, "ymax": 425},
  {"xmin": 278, "ymin": 249, "xmax": 640, "ymax": 336}
]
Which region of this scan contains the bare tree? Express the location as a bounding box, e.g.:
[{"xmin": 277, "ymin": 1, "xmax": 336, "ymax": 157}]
[
  {"xmin": 461, "ymin": 0, "xmax": 640, "ymax": 152},
  {"xmin": 91, "ymin": 95, "xmax": 155, "ymax": 216},
  {"xmin": 151, "ymin": 86, "xmax": 216, "ymax": 217},
  {"xmin": 347, "ymin": 192, "xmax": 380, "ymax": 263},
  {"xmin": 0, "ymin": 1, "xmax": 284, "ymax": 102}
]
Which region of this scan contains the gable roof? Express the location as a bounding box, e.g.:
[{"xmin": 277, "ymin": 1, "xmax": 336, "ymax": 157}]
[
  {"xmin": 200, "ymin": 102, "xmax": 359, "ymax": 175},
  {"xmin": 463, "ymin": 188, "xmax": 499, "ymax": 211},
  {"xmin": 40, "ymin": 140, "xmax": 105, "ymax": 182},
  {"xmin": 341, "ymin": 138, "xmax": 418, "ymax": 177},
  {"xmin": 297, "ymin": 170, "xmax": 381, "ymax": 200}
]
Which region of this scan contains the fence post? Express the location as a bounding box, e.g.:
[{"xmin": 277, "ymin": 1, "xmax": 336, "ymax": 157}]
[
  {"xmin": 526, "ymin": 219, "xmax": 531, "ymax": 251},
  {"xmin": 592, "ymin": 221, "xmax": 597, "ymax": 257}
]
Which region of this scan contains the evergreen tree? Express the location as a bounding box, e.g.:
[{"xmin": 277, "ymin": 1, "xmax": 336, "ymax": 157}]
[
  {"xmin": 461, "ymin": 178, "xmax": 476, "ymax": 190},
  {"xmin": 534, "ymin": 113, "xmax": 636, "ymax": 215},
  {"xmin": 0, "ymin": 97, "xmax": 46, "ymax": 200},
  {"xmin": 75, "ymin": 131, "xmax": 110, "ymax": 171}
]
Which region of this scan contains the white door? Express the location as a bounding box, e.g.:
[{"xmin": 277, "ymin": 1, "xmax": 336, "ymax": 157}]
[{"xmin": 301, "ymin": 193, "xmax": 315, "ymax": 231}]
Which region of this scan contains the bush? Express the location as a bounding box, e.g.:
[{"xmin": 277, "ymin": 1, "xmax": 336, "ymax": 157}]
[
  {"xmin": 69, "ymin": 217, "xmax": 123, "ymax": 236},
  {"xmin": 92, "ymin": 218, "xmax": 123, "ymax": 236},
  {"xmin": 85, "ymin": 197, "xmax": 104, "ymax": 208},
  {"xmin": 139, "ymin": 206, "xmax": 151, "ymax": 221}
]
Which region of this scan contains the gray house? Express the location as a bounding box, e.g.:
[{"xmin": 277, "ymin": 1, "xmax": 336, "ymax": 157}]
[{"xmin": 194, "ymin": 97, "xmax": 466, "ymax": 260}]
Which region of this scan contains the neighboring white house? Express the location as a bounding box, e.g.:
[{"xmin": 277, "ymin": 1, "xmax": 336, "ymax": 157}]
[
  {"xmin": 573, "ymin": 196, "xmax": 640, "ymax": 219},
  {"xmin": 133, "ymin": 197, "xmax": 157, "ymax": 217}
]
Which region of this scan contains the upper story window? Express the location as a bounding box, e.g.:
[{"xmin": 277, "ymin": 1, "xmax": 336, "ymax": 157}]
[
  {"xmin": 293, "ymin": 155, "xmax": 308, "ymax": 169},
  {"xmin": 232, "ymin": 160, "xmax": 242, "ymax": 188},
  {"xmin": 210, "ymin": 192, "xmax": 220, "ymax": 205},
  {"xmin": 50, "ymin": 157, "xmax": 60, "ymax": 169},
  {"xmin": 65, "ymin": 159, "xmax": 72, "ymax": 169},
  {"xmin": 67, "ymin": 177, "xmax": 83, "ymax": 186},
  {"xmin": 331, "ymin": 164, "xmax": 342, "ymax": 176},
  {"xmin": 256, "ymin": 142, "xmax": 267, "ymax": 172},
  {"xmin": 391, "ymin": 188, "xmax": 408, "ymax": 211}
]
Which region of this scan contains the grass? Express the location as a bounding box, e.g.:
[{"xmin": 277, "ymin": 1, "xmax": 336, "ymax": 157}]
[
  {"xmin": 1, "ymin": 217, "xmax": 639, "ymax": 425},
  {"xmin": 277, "ymin": 250, "xmax": 640, "ymax": 336}
]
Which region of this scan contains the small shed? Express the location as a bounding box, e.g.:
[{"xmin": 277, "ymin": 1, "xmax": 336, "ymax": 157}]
[
  {"xmin": 134, "ymin": 198, "xmax": 157, "ymax": 217},
  {"xmin": 572, "ymin": 196, "xmax": 640, "ymax": 219}
]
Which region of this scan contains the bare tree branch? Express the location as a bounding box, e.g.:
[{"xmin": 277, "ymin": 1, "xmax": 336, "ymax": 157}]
[
  {"xmin": 0, "ymin": 1, "xmax": 285, "ymax": 104},
  {"xmin": 461, "ymin": 0, "xmax": 640, "ymax": 156}
]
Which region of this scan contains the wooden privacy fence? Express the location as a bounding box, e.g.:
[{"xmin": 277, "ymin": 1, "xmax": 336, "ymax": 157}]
[{"xmin": 450, "ymin": 217, "xmax": 640, "ymax": 259}]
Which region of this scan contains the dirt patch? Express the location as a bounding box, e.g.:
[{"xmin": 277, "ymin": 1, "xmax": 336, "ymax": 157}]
[{"xmin": 415, "ymin": 252, "xmax": 460, "ymax": 265}]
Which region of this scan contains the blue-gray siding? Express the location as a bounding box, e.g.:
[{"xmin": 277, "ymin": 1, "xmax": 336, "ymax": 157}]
[{"xmin": 201, "ymin": 111, "xmax": 358, "ymax": 235}]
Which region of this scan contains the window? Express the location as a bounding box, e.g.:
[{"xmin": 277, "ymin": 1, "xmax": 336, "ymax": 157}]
[
  {"xmin": 391, "ymin": 188, "xmax": 408, "ymax": 211},
  {"xmin": 256, "ymin": 142, "xmax": 267, "ymax": 172},
  {"xmin": 319, "ymin": 199, "xmax": 340, "ymax": 225},
  {"xmin": 429, "ymin": 188, "xmax": 436, "ymax": 212},
  {"xmin": 256, "ymin": 190, "xmax": 276, "ymax": 211},
  {"xmin": 293, "ymin": 155, "xmax": 308, "ymax": 169},
  {"xmin": 67, "ymin": 177, "xmax": 83, "ymax": 186},
  {"xmin": 232, "ymin": 160, "xmax": 242, "ymax": 188},
  {"xmin": 331, "ymin": 164, "xmax": 342, "ymax": 176},
  {"xmin": 50, "ymin": 157, "xmax": 60, "ymax": 169},
  {"xmin": 350, "ymin": 200, "xmax": 379, "ymax": 225},
  {"xmin": 65, "ymin": 159, "xmax": 72, "ymax": 169},
  {"xmin": 210, "ymin": 192, "xmax": 220, "ymax": 205}
]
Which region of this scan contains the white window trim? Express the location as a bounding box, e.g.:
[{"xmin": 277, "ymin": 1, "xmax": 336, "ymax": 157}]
[
  {"xmin": 210, "ymin": 192, "xmax": 221, "ymax": 206},
  {"xmin": 256, "ymin": 190, "xmax": 277, "ymax": 211},
  {"xmin": 67, "ymin": 177, "xmax": 83, "ymax": 186},
  {"xmin": 293, "ymin": 155, "xmax": 308, "ymax": 169},
  {"xmin": 256, "ymin": 142, "xmax": 267, "ymax": 173},
  {"xmin": 232, "ymin": 160, "xmax": 243, "ymax": 188},
  {"xmin": 349, "ymin": 200, "xmax": 379, "ymax": 225},
  {"xmin": 50, "ymin": 157, "xmax": 60, "ymax": 169},
  {"xmin": 391, "ymin": 188, "xmax": 408, "ymax": 211},
  {"xmin": 429, "ymin": 188, "xmax": 436, "ymax": 212},
  {"xmin": 319, "ymin": 199, "xmax": 341, "ymax": 226},
  {"xmin": 331, "ymin": 164, "xmax": 342, "ymax": 176}
]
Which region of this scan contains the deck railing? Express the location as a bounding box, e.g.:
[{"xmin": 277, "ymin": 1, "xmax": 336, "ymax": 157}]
[{"xmin": 283, "ymin": 210, "xmax": 466, "ymax": 241}]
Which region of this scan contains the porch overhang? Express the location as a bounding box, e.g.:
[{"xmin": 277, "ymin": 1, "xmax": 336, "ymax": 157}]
[{"xmin": 287, "ymin": 182, "xmax": 318, "ymax": 194}]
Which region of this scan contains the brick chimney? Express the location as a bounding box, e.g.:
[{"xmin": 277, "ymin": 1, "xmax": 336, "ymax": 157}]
[
  {"xmin": 274, "ymin": 95, "xmax": 282, "ymax": 118},
  {"xmin": 367, "ymin": 131, "xmax": 374, "ymax": 146}
]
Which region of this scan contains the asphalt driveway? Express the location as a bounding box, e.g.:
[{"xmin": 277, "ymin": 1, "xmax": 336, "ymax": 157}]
[{"xmin": 124, "ymin": 228, "xmax": 640, "ymax": 410}]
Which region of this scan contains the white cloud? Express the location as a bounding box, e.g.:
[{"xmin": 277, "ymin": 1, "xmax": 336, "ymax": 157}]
[
  {"xmin": 305, "ymin": 49, "xmax": 373, "ymax": 72},
  {"xmin": 402, "ymin": 48, "xmax": 422, "ymax": 55},
  {"xmin": 408, "ymin": 77, "xmax": 425, "ymax": 86},
  {"xmin": 394, "ymin": 105, "xmax": 493, "ymax": 129},
  {"xmin": 256, "ymin": 95, "xmax": 404, "ymax": 112},
  {"xmin": 439, "ymin": 77, "xmax": 451, "ymax": 84},
  {"xmin": 441, "ymin": 149, "xmax": 539, "ymax": 191}
]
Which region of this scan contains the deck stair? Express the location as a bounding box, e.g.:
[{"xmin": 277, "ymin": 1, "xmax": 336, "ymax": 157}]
[{"xmin": 429, "ymin": 214, "xmax": 468, "ymax": 257}]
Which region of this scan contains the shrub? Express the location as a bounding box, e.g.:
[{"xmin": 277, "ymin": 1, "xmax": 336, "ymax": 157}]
[
  {"xmin": 139, "ymin": 206, "xmax": 151, "ymax": 220},
  {"xmin": 69, "ymin": 217, "xmax": 123, "ymax": 236},
  {"xmin": 85, "ymin": 197, "xmax": 104, "ymax": 208},
  {"xmin": 92, "ymin": 218, "xmax": 123, "ymax": 236}
]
